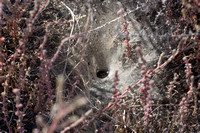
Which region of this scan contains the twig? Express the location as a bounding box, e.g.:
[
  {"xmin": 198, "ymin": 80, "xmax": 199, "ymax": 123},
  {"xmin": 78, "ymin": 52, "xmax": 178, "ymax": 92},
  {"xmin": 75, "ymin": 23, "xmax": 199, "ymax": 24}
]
[{"xmin": 60, "ymin": 109, "xmax": 92, "ymax": 133}]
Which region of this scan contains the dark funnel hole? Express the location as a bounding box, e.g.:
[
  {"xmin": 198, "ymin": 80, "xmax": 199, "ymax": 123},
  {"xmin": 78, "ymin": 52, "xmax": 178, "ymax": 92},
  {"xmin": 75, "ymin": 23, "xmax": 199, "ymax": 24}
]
[{"xmin": 96, "ymin": 69, "xmax": 109, "ymax": 79}]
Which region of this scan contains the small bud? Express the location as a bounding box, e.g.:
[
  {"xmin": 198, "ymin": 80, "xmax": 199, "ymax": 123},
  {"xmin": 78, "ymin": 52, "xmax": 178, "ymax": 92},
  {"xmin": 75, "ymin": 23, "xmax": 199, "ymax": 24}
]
[
  {"xmin": 33, "ymin": 129, "xmax": 40, "ymax": 133},
  {"xmin": 141, "ymin": 70, "xmax": 146, "ymax": 75},
  {"xmin": 117, "ymin": 9, "xmax": 122, "ymax": 15},
  {"xmin": 16, "ymin": 103, "xmax": 23, "ymax": 108},
  {"xmin": 17, "ymin": 126, "xmax": 22, "ymax": 131},
  {"xmin": 4, "ymin": 80, "xmax": 8, "ymax": 87},
  {"xmin": 15, "ymin": 110, "xmax": 20, "ymax": 116},
  {"xmin": 190, "ymin": 75, "xmax": 194, "ymax": 81},
  {"xmin": 136, "ymin": 46, "xmax": 141, "ymax": 53},
  {"xmin": 1, "ymin": 92, "xmax": 5, "ymax": 96},
  {"xmin": 182, "ymin": 56, "xmax": 187, "ymax": 61},
  {"xmin": 0, "ymin": 37, "xmax": 5, "ymax": 42},
  {"xmin": 149, "ymin": 80, "xmax": 154, "ymax": 86},
  {"xmin": 141, "ymin": 65, "xmax": 146, "ymax": 70},
  {"xmin": 13, "ymin": 89, "xmax": 20, "ymax": 94}
]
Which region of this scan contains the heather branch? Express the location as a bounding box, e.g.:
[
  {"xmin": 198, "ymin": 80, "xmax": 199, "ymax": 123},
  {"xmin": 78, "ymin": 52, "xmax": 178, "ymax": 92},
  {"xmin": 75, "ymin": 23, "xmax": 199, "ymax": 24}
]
[
  {"xmin": 112, "ymin": 70, "xmax": 120, "ymax": 102},
  {"xmin": 117, "ymin": 2, "xmax": 131, "ymax": 58},
  {"xmin": 13, "ymin": 88, "xmax": 24, "ymax": 132},
  {"xmin": 36, "ymin": 50, "xmax": 49, "ymax": 110},
  {"xmin": 119, "ymin": 42, "xmax": 181, "ymax": 98},
  {"xmin": 179, "ymin": 56, "xmax": 195, "ymax": 132},
  {"xmin": 0, "ymin": 37, "xmax": 5, "ymax": 82},
  {"xmin": 49, "ymin": 33, "xmax": 85, "ymax": 69},
  {"xmin": 30, "ymin": 0, "xmax": 50, "ymax": 26},
  {"xmin": 136, "ymin": 46, "xmax": 153, "ymax": 126},
  {"xmin": 13, "ymin": 52, "xmax": 27, "ymax": 132}
]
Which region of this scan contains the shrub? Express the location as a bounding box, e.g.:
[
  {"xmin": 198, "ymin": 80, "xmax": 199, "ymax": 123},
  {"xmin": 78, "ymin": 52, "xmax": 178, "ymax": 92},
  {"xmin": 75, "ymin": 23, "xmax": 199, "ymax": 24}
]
[{"xmin": 0, "ymin": 0, "xmax": 199, "ymax": 132}]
